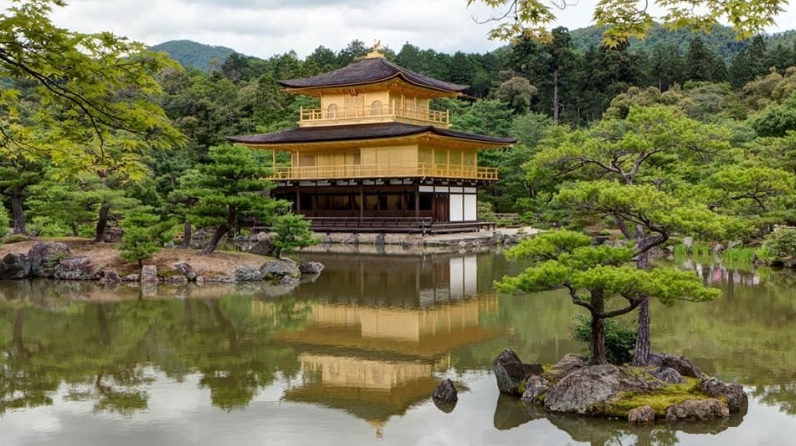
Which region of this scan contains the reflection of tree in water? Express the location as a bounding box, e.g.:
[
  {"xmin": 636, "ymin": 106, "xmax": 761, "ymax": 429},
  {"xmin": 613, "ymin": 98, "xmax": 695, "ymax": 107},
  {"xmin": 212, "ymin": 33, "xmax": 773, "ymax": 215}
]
[
  {"xmin": 750, "ymin": 382, "xmax": 796, "ymax": 415},
  {"xmin": 492, "ymin": 391, "xmax": 748, "ymax": 446},
  {"xmin": 66, "ymin": 367, "xmax": 151, "ymax": 415},
  {"xmin": 0, "ymin": 293, "xmax": 309, "ymax": 415},
  {"xmin": 652, "ymin": 262, "xmax": 796, "ymax": 415},
  {"xmin": 1, "ymin": 307, "xmax": 59, "ymax": 414}
]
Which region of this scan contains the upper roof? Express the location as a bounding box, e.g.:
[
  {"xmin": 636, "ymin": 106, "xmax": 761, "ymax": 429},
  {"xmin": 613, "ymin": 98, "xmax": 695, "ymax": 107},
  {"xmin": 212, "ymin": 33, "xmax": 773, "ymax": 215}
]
[
  {"xmin": 228, "ymin": 122, "xmax": 517, "ymax": 146},
  {"xmin": 278, "ymin": 56, "xmax": 469, "ymax": 93}
]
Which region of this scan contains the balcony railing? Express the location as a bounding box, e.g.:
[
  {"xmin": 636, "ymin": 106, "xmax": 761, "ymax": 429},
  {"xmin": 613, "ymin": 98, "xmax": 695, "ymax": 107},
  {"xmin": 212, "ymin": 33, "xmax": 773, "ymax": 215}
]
[
  {"xmin": 299, "ymin": 105, "xmax": 449, "ymax": 126},
  {"xmin": 268, "ymin": 162, "xmax": 498, "ymax": 181}
]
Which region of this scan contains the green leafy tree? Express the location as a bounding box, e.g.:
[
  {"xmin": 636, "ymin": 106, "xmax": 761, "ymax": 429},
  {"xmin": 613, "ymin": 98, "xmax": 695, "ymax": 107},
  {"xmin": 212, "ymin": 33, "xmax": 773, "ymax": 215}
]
[
  {"xmin": 27, "ymin": 173, "xmax": 141, "ymax": 240},
  {"xmin": 749, "ymin": 92, "xmax": 796, "ymax": 137},
  {"xmin": 2, "ymin": 0, "xmax": 185, "ymax": 238},
  {"xmin": 0, "ymin": 85, "xmax": 48, "ymax": 235},
  {"xmin": 686, "ymin": 37, "xmax": 726, "ymax": 83},
  {"xmin": 119, "ymin": 209, "xmax": 174, "ymax": 268},
  {"xmin": 647, "ymin": 44, "xmax": 687, "ymax": 91},
  {"xmin": 526, "ymin": 106, "xmax": 742, "ymax": 365},
  {"xmin": 270, "ymin": 214, "xmax": 317, "ymax": 259},
  {"xmin": 762, "ymin": 227, "xmax": 796, "ymax": 258},
  {"xmin": 487, "ymin": 113, "xmax": 553, "ymax": 212},
  {"xmin": 706, "ymin": 164, "xmax": 796, "ymax": 229},
  {"xmin": 497, "ymin": 230, "xmax": 718, "ymax": 365},
  {"xmin": 729, "ymin": 35, "xmax": 770, "ymax": 88},
  {"xmin": 494, "ymin": 76, "xmax": 537, "ymax": 114},
  {"xmin": 27, "ymin": 179, "xmax": 94, "ymax": 237},
  {"xmin": 511, "ymin": 27, "xmax": 580, "ymax": 123},
  {"xmin": 467, "ymin": 0, "xmax": 785, "ymax": 44},
  {"xmin": 185, "ymin": 144, "xmax": 285, "ymax": 254},
  {"xmin": 572, "ymin": 43, "xmax": 646, "ymax": 124},
  {"xmin": 0, "ymin": 0, "xmax": 183, "ymax": 158}
]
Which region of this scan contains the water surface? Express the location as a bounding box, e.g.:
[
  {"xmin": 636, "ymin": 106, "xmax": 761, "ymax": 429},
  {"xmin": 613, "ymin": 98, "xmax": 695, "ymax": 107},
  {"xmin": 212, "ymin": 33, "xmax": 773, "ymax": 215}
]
[{"xmin": 0, "ymin": 252, "xmax": 794, "ymax": 445}]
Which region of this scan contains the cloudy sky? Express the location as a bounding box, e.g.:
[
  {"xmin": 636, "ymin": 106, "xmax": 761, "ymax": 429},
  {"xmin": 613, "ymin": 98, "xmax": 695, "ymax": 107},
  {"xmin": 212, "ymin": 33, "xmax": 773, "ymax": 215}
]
[{"xmin": 39, "ymin": 0, "xmax": 796, "ymax": 59}]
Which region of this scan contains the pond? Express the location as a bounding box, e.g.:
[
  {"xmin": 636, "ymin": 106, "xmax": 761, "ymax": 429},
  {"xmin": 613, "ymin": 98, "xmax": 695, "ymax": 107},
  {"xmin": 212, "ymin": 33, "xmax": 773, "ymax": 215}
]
[{"xmin": 0, "ymin": 251, "xmax": 794, "ymax": 445}]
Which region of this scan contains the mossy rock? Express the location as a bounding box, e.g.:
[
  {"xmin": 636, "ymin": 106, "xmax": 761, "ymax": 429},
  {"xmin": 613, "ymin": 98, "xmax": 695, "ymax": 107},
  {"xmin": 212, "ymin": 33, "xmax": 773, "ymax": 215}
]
[{"xmin": 602, "ymin": 377, "xmax": 709, "ymax": 418}]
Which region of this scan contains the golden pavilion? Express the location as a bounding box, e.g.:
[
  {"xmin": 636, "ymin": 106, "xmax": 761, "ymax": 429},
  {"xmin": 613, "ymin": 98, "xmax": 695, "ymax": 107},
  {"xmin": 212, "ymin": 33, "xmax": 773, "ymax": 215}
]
[{"xmin": 228, "ymin": 46, "xmax": 516, "ymax": 233}]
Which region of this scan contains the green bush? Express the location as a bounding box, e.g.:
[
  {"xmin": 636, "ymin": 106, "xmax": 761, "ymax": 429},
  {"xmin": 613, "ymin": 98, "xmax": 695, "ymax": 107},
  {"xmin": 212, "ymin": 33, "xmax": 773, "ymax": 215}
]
[
  {"xmin": 763, "ymin": 227, "xmax": 796, "ymax": 258},
  {"xmin": 477, "ymin": 200, "xmax": 497, "ymax": 222},
  {"xmin": 3, "ymin": 234, "xmax": 29, "ymax": 244},
  {"xmin": 573, "ymin": 315, "xmax": 637, "ymax": 364},
  {"xmin": 119, "ymin": 209, "xmax": 174, "ymax": 267},
  {"xmin": 270, "ymin": 213, "xmax": 318, "ymax": 258}
]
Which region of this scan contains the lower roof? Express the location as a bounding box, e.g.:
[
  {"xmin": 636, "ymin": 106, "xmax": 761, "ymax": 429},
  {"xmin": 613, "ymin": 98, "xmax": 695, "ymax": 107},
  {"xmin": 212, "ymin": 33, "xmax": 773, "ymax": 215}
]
[{"xmin": 228, "ymin": 122, "xmax": 517, "ymax": 146}]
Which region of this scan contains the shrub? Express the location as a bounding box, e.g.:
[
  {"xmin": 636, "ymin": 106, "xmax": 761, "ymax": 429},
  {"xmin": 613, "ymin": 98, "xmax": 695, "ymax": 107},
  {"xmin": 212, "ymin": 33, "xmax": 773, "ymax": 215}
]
[
  {"xmin": 573, "ymin": 315, "xmax": 637, "ymax": 364},
  {"xmin": 119, "ymin": 209, "xmax": 174, "ymax": 267},
  {"xmin": 270, "ymin": 214, "xmax": 318, "ymax": 258},
  {"xmin": 763, "ymin": 227, "xmax": 796, "ymax": 258},
  {"xmin": 3, "ymin": 234, "xmax": 29, "ymax": 244}
]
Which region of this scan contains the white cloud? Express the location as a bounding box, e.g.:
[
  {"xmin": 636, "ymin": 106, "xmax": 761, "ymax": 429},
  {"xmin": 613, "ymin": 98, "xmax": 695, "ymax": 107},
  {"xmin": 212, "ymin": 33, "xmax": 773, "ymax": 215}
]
[{"xmin": 34, "ymin": 0, "xmax": 796, "ymax": 59}]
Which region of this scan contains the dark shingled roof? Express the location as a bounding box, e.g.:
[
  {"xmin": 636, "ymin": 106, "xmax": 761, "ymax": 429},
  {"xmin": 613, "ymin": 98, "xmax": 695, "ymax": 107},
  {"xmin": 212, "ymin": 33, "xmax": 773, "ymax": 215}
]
[
  {"xmin": 278, "ymin": 57, "xmax": 469, "ymax": 93},
  {"xmin": 228, "ymin": 122, "xmax": 517, "ymax": 146}
]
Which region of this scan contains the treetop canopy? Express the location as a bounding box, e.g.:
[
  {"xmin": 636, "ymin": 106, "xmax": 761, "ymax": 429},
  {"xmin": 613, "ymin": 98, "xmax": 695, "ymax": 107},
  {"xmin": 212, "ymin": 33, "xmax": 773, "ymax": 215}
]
[{"xmin": 467, "ymin": 0, "xmax": 786, "ymax": 46}]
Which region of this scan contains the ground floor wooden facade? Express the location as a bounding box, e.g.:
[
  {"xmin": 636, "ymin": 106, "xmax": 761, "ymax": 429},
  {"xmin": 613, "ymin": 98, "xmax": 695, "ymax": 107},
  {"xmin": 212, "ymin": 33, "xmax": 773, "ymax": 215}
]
[{"xmin": 273, "ymin": 178, "xmax": 490, "ymax": 233}]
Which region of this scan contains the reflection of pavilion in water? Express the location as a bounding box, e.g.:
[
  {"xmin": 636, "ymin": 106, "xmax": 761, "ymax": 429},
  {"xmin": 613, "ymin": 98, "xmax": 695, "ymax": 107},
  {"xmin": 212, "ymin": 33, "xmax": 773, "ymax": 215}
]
[
  {"xmin": 252, "ymin": 253, "xmax": 501, "ymax": 437},
  {"xmin": 684, "ymin": 259, "xmax": 761, "ymax": 287}
]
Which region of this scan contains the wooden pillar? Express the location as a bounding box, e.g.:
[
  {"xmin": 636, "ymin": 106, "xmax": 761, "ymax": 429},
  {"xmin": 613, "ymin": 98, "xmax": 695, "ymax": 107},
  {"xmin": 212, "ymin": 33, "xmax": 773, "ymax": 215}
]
[
  {"xmin": 415, "ymin": 188, "xmax": 420, "ymax": 218},
  {"xmin": 312, "ymin": 190, "xmax": 318, "ymax": 217},
  {"xmin": 296, "ymin": 189, "xmax": 301, "ymax": 213},
  {"xmin": 296, "ymin": 148, "xmax": 300, "ymax": 179},
  {"xmin": 359, "ymin": 184, "xmax": 364, "ymax": 222}
]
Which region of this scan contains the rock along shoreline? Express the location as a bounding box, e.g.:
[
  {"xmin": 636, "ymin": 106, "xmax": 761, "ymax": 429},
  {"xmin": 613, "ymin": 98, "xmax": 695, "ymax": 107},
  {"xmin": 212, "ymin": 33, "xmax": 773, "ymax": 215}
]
[{"xmin": 0, "ymin": 241, "xmax": 324, "ymax": 285}]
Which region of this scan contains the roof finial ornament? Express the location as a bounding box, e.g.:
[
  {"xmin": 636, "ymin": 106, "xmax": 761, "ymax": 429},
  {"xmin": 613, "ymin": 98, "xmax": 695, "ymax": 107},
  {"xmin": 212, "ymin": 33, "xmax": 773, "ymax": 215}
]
[{"xmin": 366, "ymin": 40, "xmax": 385, "ymax": 59}]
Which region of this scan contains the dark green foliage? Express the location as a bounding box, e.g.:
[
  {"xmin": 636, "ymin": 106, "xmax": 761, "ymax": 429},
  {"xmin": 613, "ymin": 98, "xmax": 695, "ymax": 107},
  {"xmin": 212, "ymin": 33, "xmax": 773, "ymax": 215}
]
[
  {"xmin": 270, "ymin": 214, "xmax": 318, "ymax": 258},
  {"xmin": 150, "ymin": 40, "xmax": 235, "ymax": 71},
  {"xmin": 119, "ymin": 209, "xmax": 174, "ymax": 267},
  {"xmin": 573, "ymin": 315, "xmax": 636, "ymax": 364},
  {"xmin": 749, "ymin": 93, "xmax": 796, "ymax": 137},
  {"xmin": 686, "ymin": 37, "xmax": 726, "ymax": 82},
  {"xmin": 647, "ymin": 44, "xmax": 687, "ymax": 91},
  {"xmin": 27, "ymin": 174, "xmax": 141, "ymax": 239},
  {"xmin": 729, "ymin": 36, "xmax": 769, "ymax": 88},
  {"xmin": 183, "ymin": 144, "xmax": 286, "ymax": 254}
]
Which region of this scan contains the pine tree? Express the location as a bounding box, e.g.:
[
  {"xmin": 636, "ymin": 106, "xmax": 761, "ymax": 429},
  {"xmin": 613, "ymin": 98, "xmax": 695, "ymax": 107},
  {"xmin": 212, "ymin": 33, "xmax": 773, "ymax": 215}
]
[
  {"xmin": 184, "ymin": 144, "xmax": 286, "ymax": 255},
  {"xmin": 119, "ymin": 209, "xmax": 173, "ymax": 268}
]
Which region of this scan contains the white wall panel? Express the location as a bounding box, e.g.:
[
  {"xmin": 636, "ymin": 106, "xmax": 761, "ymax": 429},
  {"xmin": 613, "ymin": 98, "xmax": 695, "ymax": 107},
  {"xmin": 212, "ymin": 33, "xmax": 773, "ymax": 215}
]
[
  {"xmin": 464, "ymin": 195, "xmax": 477, "ymax": 221},
  {"xmin": 450, "ymin": 194, "xmax": 463, "ymax": 222}
]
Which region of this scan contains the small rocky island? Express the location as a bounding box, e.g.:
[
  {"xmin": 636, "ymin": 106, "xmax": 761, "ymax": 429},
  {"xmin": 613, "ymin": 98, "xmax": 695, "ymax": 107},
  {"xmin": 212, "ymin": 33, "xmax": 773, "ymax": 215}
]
[{"xmin": 493, "ymin": 349, "xmax": 746, "ymax": 423}]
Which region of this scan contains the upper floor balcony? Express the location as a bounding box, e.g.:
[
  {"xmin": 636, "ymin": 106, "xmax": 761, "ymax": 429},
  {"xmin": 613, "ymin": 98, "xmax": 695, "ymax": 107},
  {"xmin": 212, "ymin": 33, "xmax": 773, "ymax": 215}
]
[
  {"xmin": 268, "ymin": 162, "xmax": 498, "ymax": 182},
  {"xmin": 299, "ymin": 104, "xmax": 450, "ymax": 128}
]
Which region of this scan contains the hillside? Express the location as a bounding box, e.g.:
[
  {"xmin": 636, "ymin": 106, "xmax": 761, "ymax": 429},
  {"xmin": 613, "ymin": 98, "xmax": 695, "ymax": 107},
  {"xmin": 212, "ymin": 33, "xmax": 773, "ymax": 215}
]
[
  {"xmin": 150, "ymin": 40, "xmax": 236, "ymax": 71},
  {"xmin": 570, "ymin": 24, "xmax": 747, "ymax": 59},
  {"xmin": 570, "ymin": 24, "xmax": 796, "ymax": 60}
]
